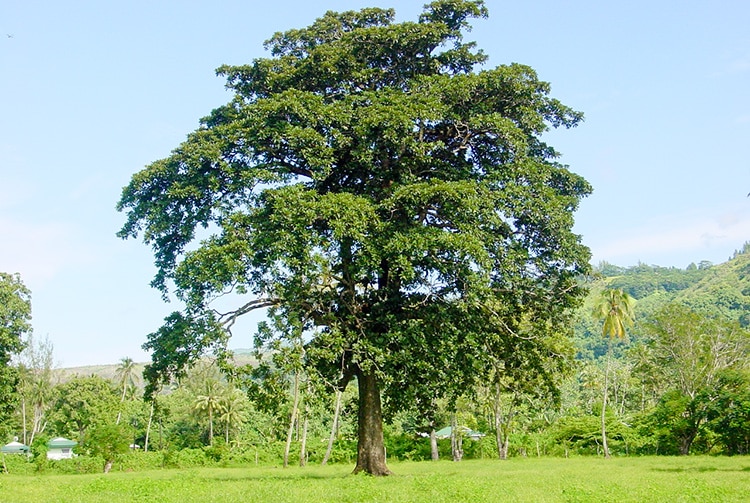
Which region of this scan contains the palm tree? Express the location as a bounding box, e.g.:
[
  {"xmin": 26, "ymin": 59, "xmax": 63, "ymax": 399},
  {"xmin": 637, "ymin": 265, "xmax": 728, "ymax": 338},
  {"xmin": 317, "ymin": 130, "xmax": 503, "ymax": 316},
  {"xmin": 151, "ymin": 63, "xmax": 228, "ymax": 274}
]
[
  {"xmin": 593, "ymin": 288, "xmax": 635, "ymax": 458},
  {"xmin": 115, "ymin": 357, "xmax": 137, "ymax": 424},
  {"xmin": 193, "ymin": 377, "xmax": 224, "ymax": 446},
  {"xmin": 218, "ymin": 389, "xmax": 249, "ymax": 445}
]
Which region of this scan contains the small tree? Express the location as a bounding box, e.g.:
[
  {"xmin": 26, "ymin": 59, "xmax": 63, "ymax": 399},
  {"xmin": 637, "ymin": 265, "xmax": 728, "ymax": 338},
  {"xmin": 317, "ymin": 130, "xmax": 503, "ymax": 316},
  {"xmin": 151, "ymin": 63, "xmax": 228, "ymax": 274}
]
[{"xmin": 85, "ymin": 423, "xmax": 130, "ymax": 473}]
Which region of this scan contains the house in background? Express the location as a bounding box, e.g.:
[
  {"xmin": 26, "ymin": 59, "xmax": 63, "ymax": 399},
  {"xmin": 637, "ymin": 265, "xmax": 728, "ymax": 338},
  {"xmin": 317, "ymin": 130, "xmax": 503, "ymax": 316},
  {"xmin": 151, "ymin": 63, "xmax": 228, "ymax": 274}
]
[
  {"xmin": 1, "ymin": 440, "xmax": 30, "ymax": 455},
  {"xmin": 47, "ymin": 437, "xmax": 77, "ymax": 460},
  {"xmin": 433, "ymin": 426, "xmax": 485, "ymax": 441}
]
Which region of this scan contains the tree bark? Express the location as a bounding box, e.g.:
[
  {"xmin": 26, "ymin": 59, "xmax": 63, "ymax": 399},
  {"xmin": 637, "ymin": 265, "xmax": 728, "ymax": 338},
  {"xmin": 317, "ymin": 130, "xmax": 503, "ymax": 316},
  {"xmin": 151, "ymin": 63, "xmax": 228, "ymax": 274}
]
[
  {"xmin": 450, "ymin": 413, "xmax": 463, "ymax": 462},
  {"xmin": 430, "ymin": 428, "xmax": 439, "ymax": 461},
  {"xmin": 299, "ymin": 408, "xmax": 309, "ymax": 467},
  {"xmin": 322, "ymin": 389, "xmax": 343, "ymax": 466},
  {"xmin": 493, "ymin": 383, "xmax": 514, "ymax": 460},
  {"xmin": 21, "ymin": 398, "xmax": 27, "ymax": 446},
  {"xmin": 144, "ymin": 401, "xmax": 154, "ymax": 453},
  {"xmin": 283, "ymin": 371, "xmax": 300, "ymax": 468},
  {"xmin": 353, "ymin": 369, "xmax": 390, "ymax": 475},
  {"xmin": 601, "ymin": 349, "xmax": 611, "ymax": 459}
]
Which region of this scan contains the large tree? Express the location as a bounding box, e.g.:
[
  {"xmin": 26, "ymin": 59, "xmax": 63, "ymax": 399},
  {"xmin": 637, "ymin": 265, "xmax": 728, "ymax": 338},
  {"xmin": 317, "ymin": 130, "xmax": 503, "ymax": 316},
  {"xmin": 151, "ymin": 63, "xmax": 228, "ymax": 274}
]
[{"xmin": 118, "ymin": 1, "xmax": 591, "ymax": 475}]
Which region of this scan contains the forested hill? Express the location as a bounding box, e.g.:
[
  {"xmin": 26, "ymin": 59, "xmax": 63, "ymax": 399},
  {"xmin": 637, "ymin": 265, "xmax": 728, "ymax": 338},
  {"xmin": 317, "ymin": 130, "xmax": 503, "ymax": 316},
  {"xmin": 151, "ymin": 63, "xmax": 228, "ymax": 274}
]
[{"xmin": 573, "ymin": 242, "xmax": 750, "ymax": 359}]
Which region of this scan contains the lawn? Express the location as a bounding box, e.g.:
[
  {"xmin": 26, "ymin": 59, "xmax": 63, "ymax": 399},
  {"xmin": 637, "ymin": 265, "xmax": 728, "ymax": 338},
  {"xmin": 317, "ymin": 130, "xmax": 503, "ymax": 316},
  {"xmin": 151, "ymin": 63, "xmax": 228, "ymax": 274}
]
[{"xmin": 2, "ymin": 456, "xmax": 749, "ymax": 502}]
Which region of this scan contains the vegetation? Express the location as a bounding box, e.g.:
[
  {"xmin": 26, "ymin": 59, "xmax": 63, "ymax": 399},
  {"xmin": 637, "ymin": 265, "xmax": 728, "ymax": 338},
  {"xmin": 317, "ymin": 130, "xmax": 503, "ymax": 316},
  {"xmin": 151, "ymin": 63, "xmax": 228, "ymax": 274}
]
[{"xmin": 0, "ymin": 272, "xmax": 32, "ymax": 434}]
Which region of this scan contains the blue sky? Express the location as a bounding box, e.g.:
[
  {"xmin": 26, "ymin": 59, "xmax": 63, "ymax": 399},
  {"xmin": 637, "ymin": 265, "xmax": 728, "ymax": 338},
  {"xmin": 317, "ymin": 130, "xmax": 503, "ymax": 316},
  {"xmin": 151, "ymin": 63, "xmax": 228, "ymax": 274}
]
[{"xmin": 2, "ymin": 1, "xmax": 749, "ymax": 367}]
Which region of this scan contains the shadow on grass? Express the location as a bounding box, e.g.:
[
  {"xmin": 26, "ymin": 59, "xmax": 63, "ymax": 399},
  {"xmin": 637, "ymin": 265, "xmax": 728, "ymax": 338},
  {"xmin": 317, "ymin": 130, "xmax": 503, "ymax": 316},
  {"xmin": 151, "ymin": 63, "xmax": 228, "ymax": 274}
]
[
  {"xmin": 652, "ymin": 466, "xmax": 750, "ymax": 473},
  {"xmin": 204, "ymin": 470, "xmax": 353, "ymax": 483}
]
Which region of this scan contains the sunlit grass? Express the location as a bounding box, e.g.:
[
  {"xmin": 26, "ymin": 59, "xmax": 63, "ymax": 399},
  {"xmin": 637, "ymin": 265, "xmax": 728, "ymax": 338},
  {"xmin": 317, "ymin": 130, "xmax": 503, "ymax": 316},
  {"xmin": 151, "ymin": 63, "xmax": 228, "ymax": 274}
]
[{"xmin": 3, "ymin": 456, "xmax": 749, "ymax": 502}]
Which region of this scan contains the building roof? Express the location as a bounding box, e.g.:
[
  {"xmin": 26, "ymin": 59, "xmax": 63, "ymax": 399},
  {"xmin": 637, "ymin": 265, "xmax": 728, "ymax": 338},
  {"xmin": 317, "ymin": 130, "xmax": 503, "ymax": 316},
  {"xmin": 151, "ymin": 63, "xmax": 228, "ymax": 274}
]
[
  {"xmin": 48, "ymin": 437, "xmax": 77, "ymax": 449},
  {"xmin": 1, "ymin": 441, "xmax": 30, "ymax": 453},
  {"xmin": 434, "ymin": 426, "xmax": 485, "ymax": 439}
]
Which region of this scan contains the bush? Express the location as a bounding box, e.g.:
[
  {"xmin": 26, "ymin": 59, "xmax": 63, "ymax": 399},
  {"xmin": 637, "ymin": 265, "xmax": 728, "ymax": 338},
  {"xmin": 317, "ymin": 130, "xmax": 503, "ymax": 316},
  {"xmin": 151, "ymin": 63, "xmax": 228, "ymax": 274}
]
[
  {"xmin": 48, "ymin": 456, "xmax": 106, "ymax": 475},
  {"xmin": 175, "ymin": 448, "xmax": 209, "ymax": 467},
  {"xmin": 1, "ymin": 453, "xmax": 34, "ymax": 475}
]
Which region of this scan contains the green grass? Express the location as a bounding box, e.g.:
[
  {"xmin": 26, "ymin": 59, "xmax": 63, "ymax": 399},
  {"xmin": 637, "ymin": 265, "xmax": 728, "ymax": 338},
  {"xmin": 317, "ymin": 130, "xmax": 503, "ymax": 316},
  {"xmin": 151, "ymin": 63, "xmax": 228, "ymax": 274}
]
[{"xmin": 2, "ymin": 456, "xmax": 749, "ymax": 503}]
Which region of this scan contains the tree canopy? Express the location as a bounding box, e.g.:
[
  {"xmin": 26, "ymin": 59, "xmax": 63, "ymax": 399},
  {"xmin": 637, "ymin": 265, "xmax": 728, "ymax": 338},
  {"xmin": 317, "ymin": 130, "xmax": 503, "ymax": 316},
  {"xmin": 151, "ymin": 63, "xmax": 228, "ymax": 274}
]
[
  {"xmin": 117, "ymin": 0, "xmax": 591, "ymax": 474},
  {"xmin": 0, "ymin": 272, "xmax": 32, "ymax": 426}
]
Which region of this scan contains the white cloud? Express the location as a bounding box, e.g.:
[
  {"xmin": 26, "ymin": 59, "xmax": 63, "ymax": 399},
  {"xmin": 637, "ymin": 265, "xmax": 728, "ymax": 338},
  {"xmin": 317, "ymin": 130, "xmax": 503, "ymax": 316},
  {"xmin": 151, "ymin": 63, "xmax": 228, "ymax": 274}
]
[{"xmin": 589, "ymin": 204, "xmax": 750, "ymax": 266}]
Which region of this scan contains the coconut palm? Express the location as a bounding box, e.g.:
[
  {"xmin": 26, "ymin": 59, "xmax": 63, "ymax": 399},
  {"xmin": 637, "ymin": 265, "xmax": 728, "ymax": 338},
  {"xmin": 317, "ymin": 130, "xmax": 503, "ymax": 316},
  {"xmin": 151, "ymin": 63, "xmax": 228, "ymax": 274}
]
[
  {"xmin": 593, "ymin": 288, "xmax": 635, "ymax": 458},
  {"xmin": 193, "ymin": 376, "xmax": 224, "ymax": 446},
  {"xmin": 218, "ymin": 388, "xmax": 249, "ymax": 444},
  {"xmin": 115, "ymin": 357, "xmax": 137, "ymax": 424}
]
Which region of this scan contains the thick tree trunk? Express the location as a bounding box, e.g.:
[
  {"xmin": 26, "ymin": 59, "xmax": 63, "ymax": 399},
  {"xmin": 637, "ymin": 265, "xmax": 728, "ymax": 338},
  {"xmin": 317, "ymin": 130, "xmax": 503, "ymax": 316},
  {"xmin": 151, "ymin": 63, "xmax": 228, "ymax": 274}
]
[
  {"xmin": 322, "ymin": 389, "xmax": 343, "ymax": 466},
  {"xmin": 679, "ymin": 431, "xmax": 697, "ymax": 455},
  {"xmin": 353, "ymin": 370, "xmax": 390, "ymax": 475},
  {"xmin": 103, "ymin": 459, "xmax": 113, "ymax": 474}
]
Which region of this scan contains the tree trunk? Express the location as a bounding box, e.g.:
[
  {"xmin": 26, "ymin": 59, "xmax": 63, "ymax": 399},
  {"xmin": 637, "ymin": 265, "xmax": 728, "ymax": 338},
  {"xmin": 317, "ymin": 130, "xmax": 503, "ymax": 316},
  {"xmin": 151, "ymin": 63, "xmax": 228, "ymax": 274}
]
[
  {"xmin": 208, "ymin": 406, "xmax": 214, "ymax": 446},
  {"xmin": 601, "ymin": 349, "xmax": 611, "ymax": 459},
  {"xmin": 493, "ymin": 383, "xmax": 514, "ymax": 460},
  {"xmin": 116, "ymin": 383, "xmax": 127, "ymax": 425},
  {"xmin": 299, "ymin": 408, "xmax": 309, "ymax": 467},
  {"xmin": 21, "ymin": 398, "xmax": 27, "ymax": 445},
  {"xmin": 103, "ymin": 459, "xmax": 113, "ymax": 474},
  {"xmin": 322, "ymin": 388, "xmax": 343, "ymax": 466},
  {"xmin": 353, "ymin": 369, "xmax": 390, "ymax": 475},
  {"xmin": 283, "ymin": 371, "xmax": 300, "ymax": 468},
  {"xmin": 430, "ymin": 428, "xmax": 439, "ymax": 461},
  {"xmin": 144, "ymin": 401, "xmax": 154, "ymax": 453},
  {"xmin": 450, "ymin": 413, "xmax": 463, "ymax": 462},
  {"xmin": 679, "ymin": 430, "xmax": 698, "ymax": 455}
]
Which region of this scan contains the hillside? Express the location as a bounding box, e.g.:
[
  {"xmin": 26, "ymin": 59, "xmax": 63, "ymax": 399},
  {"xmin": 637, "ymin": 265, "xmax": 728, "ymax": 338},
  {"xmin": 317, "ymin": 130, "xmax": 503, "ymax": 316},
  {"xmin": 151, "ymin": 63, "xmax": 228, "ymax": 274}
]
[
  {"xmin": 572, "ymin": 244, "xmax": 750, "ymax": 359},
  {"xmin": 52, "ymin": 248, "xmax": 750, "ymax": 374},
  {"xmin": 597, "ymin": 244, "xmax": 750, "ymax": 325},
  {"xmin": 52, "ymin": 350, "xmax": 258, "ymax": 385}
]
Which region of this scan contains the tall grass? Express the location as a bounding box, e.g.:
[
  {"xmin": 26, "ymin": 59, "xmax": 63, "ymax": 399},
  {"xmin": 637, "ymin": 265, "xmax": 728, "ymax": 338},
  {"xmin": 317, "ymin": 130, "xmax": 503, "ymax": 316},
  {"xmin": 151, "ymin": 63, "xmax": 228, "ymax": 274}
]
[{"xmin": 2, "ymin": 456, "xmax": 749, "ymax": 502}]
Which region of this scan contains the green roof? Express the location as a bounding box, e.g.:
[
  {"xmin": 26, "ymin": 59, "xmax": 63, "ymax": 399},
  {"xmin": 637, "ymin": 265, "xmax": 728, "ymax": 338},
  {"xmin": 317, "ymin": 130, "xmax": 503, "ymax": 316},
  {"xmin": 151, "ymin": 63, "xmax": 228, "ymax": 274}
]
[
  {"xmin": 1, "ymin": 441, "xmax": 30, "ymax": 453},
  {"xmin": 48, "ymin": 437, "xmax": 77, "ymax": 449}
]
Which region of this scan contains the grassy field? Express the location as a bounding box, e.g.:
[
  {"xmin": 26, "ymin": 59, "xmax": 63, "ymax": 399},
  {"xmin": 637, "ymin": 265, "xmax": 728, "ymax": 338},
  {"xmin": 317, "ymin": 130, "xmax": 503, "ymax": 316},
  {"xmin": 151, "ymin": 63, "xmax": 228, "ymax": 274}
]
[{"xmin": 2, "ymin": 456, "xmax": 749, "ymax": 503}]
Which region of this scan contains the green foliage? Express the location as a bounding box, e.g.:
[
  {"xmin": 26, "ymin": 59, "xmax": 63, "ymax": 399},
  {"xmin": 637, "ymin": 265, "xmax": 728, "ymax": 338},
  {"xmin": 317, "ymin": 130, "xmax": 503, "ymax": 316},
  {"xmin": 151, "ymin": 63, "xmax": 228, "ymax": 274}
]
[
  {"xmin": 0, "ymin": 272, "xmax": 31, "ymax": 425},
  {"xmin": 49, "ymin": 375, "xmax": 120, "ymax": 441},
  {"xmin": 593, "ymin": 289, "xmax": 635, "ymax": 341},
  {"xmin": 30, "ymin": 433, "xmax": 49, "ymax": 472},
  {"xmin": 636, "ymin": 303, "xmax": 749, "ymax": 400},
  {"xmin": 118, "ymin": 3, "xmax": 591, "ymax": 474},
  {"xmin": 704, "ymin": 369, "xmax": 750, "ymax": 455},
  {"xmin": 83, "ymin": 423, "xmax": 131, "ymax": 470}
]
